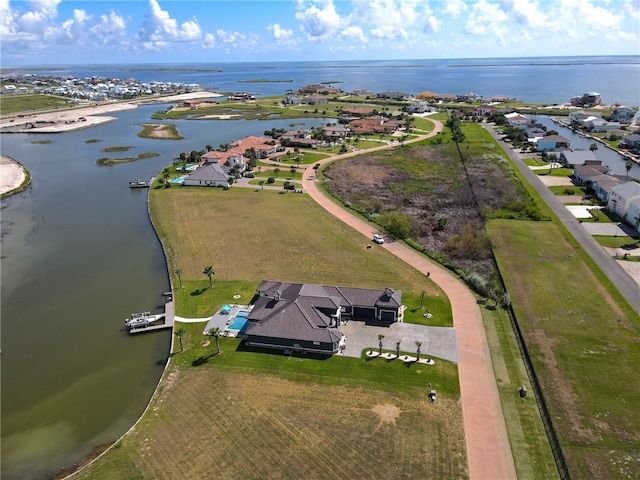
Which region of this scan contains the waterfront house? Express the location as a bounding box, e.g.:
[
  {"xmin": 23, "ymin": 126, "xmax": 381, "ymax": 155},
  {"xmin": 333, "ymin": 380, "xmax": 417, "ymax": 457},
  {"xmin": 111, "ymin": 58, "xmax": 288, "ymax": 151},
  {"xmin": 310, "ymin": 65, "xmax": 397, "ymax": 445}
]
[
  {"xmin": 559, "ymin": 150, "xmax": 599, "ymax": 168},
  {"xmin": 342, "ymin": 107, "xmax": 374, "ymax": 117},
  {"xmin": 626, "ymin": 198, "xmax": 640, "ymax": 230},
  {"xmin": 536, "ymin": 134, "xmax": 570, "ymax": 152},
  {"xmin": 585, "ymin": 118, "xmax": 622, "ymax": 133},
  {"xmin": 591, "ymin": 174, "xmax": 627, "ymax": 202},
  {"xmin": 610, "ymin": 107, "xmax": 637, "ymax": 124},
  {"xmin": 408, "ymin": 102, "xmax": 437, "ymax": 114},
  {"xmin": 243, "ymin": 281, "xmax": 403, "ymax": 355},
  {"xmin": 183, "ymin": 164, "xmax": 230, "ymax": 187},
  {"xmin": 607, "ymin": 181, "xmax": 640, "ymax": 223},
  {"xmin": 524, "ymin": 127, "xmax": 546, "ymax": 141},
  {"xmin": 305, "ymin": 94, "xmax": 328, "ymax": 105},
  {"xmin": 571, "ymin": 92, "xmax": 602, "ymax": 107},
  {"xmin": 504, "ymin": 112, "xmax": 530, "ymax": 126},
  {"xmin": 619, "ymin": 134, "xmax": 640, "ymax": 153},
  {"xmin": 573, "ymin": 162, "xmax": 610, "ymax": 185}
]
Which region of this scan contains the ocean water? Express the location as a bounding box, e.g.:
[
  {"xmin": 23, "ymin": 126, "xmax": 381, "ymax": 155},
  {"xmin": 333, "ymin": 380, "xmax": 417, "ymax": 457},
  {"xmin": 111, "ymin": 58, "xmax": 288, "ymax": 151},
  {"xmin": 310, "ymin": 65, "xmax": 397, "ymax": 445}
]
[{"xmin": 3, "ymin": 56, "xmax": 639, "ymax": 106}]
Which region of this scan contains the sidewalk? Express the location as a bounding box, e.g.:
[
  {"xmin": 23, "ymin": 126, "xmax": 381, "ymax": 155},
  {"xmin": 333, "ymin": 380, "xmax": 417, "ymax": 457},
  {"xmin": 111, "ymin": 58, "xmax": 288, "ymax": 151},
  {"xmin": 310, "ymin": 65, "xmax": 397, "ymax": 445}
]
[{"xmin": 301, "ymin": 122, "xmax": 517, "ymax": 480}]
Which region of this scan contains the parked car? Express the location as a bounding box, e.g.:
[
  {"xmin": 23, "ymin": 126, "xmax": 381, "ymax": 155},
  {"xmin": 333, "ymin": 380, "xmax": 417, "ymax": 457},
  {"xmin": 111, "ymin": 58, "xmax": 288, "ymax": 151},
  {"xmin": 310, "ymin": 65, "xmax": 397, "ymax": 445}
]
[{"xmin": 373, "ymin": 234, "xmax": 384, "ymax": 244}]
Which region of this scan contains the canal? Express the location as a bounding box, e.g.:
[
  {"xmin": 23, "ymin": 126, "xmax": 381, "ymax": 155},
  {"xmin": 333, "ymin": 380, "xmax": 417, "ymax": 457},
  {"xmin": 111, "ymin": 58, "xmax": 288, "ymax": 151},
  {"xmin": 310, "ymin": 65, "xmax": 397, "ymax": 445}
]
[
  {"xmin": 536, "ymin": 115, "xmax": 640, "ymax": 178},
  {"xmin": 0, "ymin": 106, "xmax": 332, "ymax": 480}
]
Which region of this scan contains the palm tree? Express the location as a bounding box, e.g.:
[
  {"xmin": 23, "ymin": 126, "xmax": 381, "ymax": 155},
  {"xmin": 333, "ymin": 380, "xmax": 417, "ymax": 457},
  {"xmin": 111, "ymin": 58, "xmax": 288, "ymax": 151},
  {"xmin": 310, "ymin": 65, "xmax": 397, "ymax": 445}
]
[
  {"xmin": 625, "ymin": 158, "xmax": 633, "ymax": 177},
  {"xmin": 203, "ymin": 266, "xmax": 214, "ymax": 288},
  {"xmin": 207, "ymin": 327, "xmax": 221, "ymax": 355},
  {"xmin": 258, "ymin": 180, "xmax": 265, "ymax": 190},
  {"xmin": 273, "ymin": 167, "xmax": 281, "ymax": 178},
  {"xmin": 205, "ymin": 144, "xmax": 213, "ymax": 152},
  {"xmin": 590, "ymin": 142, "xmax": 598, "ymax": 152},
  {"xmin": 175, "ymin": 327, "xmax": 186, "ymax": 353},
  {"xmin": 377, "ymin": 334, "xmax": 385, "ymax": 354},
  {"xmin": 415, "ymin": 341, "xmax": 422, "ymax": 361},
  {"xmin": 175, "ymin": 268, "xmax": 183, "ymax": 288},
  {"xmin": 396, "ymin": 340, "xmax": 401, "ymax": 357},
  {"xmin": 420, "ymin": 290, "xmax": 426, "ymax": 310},
  {"xmin": 290, "ymin": 167, "xmax": 296, "ymax": 179}
]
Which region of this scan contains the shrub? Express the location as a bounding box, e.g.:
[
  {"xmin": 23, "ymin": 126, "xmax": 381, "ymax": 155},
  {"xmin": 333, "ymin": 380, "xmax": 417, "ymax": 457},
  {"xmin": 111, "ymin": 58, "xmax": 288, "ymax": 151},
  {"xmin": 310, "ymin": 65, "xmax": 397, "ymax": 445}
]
[{"xmin": 267, "ymin": 177, "xmax": 275, "ymax": 184}]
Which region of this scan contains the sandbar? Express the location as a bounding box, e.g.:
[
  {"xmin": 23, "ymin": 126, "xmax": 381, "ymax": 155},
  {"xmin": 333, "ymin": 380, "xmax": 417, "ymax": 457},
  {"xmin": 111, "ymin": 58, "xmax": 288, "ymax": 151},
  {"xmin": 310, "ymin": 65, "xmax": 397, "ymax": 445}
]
[
  {"xmin": 0, "ymin": 91, "xmax": 221, "ymax": 134},
  {"xmin": 0, "ymin": 155, "xmax": 28, "ymax": 197}
]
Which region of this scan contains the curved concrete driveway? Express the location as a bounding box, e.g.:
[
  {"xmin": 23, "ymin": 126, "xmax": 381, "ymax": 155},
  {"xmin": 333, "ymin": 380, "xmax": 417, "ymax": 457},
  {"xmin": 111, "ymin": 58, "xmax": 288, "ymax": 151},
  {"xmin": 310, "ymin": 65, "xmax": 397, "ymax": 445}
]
[
  {"xmin": 301, "ymin": 123, "xmax": 517, "ymax": 480},
  {"xmin": 483, "ymin": 124, "xmax": 640, "ymax": 313}
]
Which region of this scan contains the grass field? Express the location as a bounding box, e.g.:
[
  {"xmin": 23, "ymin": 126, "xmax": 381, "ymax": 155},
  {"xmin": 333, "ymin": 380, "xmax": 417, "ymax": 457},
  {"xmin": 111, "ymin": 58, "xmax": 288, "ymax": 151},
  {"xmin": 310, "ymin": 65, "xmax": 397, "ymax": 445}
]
[
  {"xmin": 149, "ymin": 187, "xmax": 449, "ymax": 321},
  {"xmin": 74, "ymin": 357, "xmax": 467, "ymax": 480},
  {"xmin": 488, "ymin": 219, "xmax": 640, "ymax": 479},
  {"xmin": 0, "ymin": 94, "xmax": 71, "ymax": 114}
]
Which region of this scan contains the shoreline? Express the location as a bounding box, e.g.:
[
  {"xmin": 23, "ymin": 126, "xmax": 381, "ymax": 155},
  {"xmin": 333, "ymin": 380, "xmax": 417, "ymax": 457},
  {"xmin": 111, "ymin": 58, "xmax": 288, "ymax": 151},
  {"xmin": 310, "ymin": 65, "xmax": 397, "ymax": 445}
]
[
  {"xmin": 0, "ymin": 155, "xmax": 30, "ymax": 198},
  {"xmin": 0, "ymin": 90, "xmax": 221, "ymax": 134}
]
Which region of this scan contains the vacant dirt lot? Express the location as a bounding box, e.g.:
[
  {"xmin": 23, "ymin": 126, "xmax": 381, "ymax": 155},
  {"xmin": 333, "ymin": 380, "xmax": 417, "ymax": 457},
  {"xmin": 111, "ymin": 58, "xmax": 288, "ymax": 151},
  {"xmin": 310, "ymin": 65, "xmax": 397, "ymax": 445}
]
[
  {"xmin": 76, "ymin": 367, "xmax": 467, "ymax": 480},
  {"xmin": 323, "ymin": 140, "xmax": 530, "ymax": 278}
]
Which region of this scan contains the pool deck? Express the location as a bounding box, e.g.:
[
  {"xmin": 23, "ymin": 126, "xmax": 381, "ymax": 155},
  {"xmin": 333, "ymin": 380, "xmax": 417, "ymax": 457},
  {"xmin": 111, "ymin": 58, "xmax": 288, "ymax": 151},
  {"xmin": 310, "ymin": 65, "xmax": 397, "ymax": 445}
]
[{"xmin": 203, "ymin": 304, "xmax": 252, "ymax": 336}]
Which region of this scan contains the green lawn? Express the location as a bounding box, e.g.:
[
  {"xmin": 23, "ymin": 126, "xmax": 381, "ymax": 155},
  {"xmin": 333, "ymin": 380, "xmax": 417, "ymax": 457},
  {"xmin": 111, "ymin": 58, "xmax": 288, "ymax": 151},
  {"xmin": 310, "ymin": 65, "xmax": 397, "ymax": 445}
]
[
  {"xmin": 149, "ymin": 187, "xmax": 451, "ymax": 324},
  {"xmin": 548, "ymin": 185, "xmax": 586, "ymax": 196},
  {"xmin": 592, "ymin": 235, "xmax": 640, "ymax": 249},
  {"xmin": 0, "ymin": 94, "xmax": 71, "ymax": 114},
  {"xmin": 488, "ymin": 219, "xmax": 640, "ymax": 479}
]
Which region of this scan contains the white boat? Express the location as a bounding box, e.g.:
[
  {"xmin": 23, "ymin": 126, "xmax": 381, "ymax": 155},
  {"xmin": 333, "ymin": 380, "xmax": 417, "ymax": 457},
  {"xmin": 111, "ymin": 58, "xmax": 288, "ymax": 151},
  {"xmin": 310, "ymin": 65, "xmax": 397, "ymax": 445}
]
[
  {"xmin": 129, "ymin": 179, "xmax": 150, "ymax": 188},
  {"xmin": 125, "ymin": 311, "xmax": 161, "ymax": 329}
]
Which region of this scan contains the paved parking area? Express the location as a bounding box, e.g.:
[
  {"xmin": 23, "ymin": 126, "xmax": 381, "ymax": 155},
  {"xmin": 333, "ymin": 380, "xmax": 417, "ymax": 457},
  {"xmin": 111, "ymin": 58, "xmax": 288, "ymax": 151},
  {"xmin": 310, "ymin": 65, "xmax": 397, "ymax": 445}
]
[
  {"xmin": 581, "ymin": 222, "xmax": 639, "ymax": 236},
  {"xmin": 339, "ymin": 321, "xmax": 458, "ymax": 363}
]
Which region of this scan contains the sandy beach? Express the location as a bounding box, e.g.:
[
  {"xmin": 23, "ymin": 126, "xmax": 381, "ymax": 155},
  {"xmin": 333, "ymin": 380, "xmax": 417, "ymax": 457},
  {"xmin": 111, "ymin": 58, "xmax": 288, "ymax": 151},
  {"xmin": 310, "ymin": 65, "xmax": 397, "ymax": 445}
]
[
  {"xmin": 0, "ymin": 91, "xmax": 221, "ymax": 134},
  {"xmin": 0, "ymin": 155, "xmax": 28, "ymax": 197}
]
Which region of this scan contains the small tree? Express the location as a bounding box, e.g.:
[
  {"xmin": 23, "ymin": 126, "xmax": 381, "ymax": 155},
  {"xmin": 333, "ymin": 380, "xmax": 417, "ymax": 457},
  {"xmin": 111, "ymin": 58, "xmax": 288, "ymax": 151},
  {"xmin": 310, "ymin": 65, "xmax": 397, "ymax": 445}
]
[
  {"xmin": 175, "ymin": 268, "xmax": 183, "ymax": 288},
  {"xmin": 590, "ymin": 142, "xmax": 598, "ymax": 152},
  {"xmin": 290, "ymin": 167, "xmax": 296, "ymax": 178},
  {"xmin": 420, "ymin": 290, "xmax": 426, "ymax": 309},
  {"xmin": 259, "ymin": 180, "xmax": 265, "ymax": 190},
  {"xmin": 396, "ymin": 340, "xmax": 401, "ymax": 357},
  {"xmin": 203, "ymin": 266, "xmax": 215, "ymax": 288},
  {"xmin": 378, "ymin": 334, "xmax": 385, "ymax": 354},
  {"xmin": 415, "ymin": 341, "xmax": 422, "ymax": 361},
  {"xmin": 274, "ymin": 167, "xmax": 281, "ymax": 178},
  {"xmin": 175, "ymin": 327, "xmax": 186, "ymax": 353},
  {"xmin": 207, "ymin": 327, "xmax": 221, "ymax": 355}
]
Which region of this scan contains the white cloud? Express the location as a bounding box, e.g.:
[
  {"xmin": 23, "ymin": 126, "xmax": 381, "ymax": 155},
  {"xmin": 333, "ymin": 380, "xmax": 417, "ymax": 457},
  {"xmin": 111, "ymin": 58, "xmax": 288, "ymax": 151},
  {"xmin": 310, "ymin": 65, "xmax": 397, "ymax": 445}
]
[
  {"xmin": 216, "ymin": 29, "xmax": 246, "ymax": 44},
  {"xmin": 137, "ymin": 0, "xmax": 201, "ymax": 50},
  {"xmin": 443, "ymin": 0, "xmax": 468, "ymax": 18},
  {"xmin": 202, "ymin": 32, "xmax": 216, "ymax": 48},
  {"xmin": 89, "ymin": 11, "xmax": 127, "ymax": 45},
  {"xmin": 295, "ymin": 0, "xmax": 342, "ymax": 39},
  {"xmin": 337, "ymin": 25, "xmax": 366, "ymax": 41},
  {"xmin": 353, "ymin": 0, "xmax": 435, "ymax": 38},
  {"xmin": 268, "ymin": 23, "xmax": 293, "ymax": 41},
  {"xmin": 465, "ymin": 0, "xmax": 508, "ymax": 38}
]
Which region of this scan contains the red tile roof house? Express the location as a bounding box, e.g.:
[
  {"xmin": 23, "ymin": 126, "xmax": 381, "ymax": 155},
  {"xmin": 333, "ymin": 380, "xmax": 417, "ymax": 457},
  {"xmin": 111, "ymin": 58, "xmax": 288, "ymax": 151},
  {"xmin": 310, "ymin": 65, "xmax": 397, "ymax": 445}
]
[{"xmin": 243, "ymin": 281, "xmax": 403, "ymax": 355}]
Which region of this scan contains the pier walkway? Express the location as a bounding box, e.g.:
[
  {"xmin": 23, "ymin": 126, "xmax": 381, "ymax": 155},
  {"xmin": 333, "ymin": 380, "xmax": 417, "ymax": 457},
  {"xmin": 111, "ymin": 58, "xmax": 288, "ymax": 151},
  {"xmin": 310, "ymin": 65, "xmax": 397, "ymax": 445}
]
[{"xmin": 129, "ymin": 301, "xmax": 175, "ymax": 334}]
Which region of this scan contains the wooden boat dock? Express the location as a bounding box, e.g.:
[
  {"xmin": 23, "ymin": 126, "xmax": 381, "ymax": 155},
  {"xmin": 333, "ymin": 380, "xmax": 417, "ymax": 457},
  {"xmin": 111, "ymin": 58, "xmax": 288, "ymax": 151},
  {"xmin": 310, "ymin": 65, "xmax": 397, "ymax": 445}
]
[{"xmin": 128, "ymin": 301, "xmax": 175, "ymax": 334}]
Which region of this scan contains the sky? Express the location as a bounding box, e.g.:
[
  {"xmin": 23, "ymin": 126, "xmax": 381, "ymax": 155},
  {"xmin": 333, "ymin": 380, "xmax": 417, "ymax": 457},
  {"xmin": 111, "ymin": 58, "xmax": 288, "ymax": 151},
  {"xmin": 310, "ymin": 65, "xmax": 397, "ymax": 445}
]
[{"xmin": 1, "ymin": 0, "xmax": 639, "ymax": 65}]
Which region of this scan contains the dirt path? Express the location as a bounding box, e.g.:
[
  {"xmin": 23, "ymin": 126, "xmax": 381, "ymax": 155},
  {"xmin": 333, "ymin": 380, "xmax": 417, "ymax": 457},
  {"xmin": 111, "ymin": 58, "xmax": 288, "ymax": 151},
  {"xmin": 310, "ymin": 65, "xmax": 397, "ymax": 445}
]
[{"xmin": 301, "ymin": 123, "xmax": 517, "ymax": 480}]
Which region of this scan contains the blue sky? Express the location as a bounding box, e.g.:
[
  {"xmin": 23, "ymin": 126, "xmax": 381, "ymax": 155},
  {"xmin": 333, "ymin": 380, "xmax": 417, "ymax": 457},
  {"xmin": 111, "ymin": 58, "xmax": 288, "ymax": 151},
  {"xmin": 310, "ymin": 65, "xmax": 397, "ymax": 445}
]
[{"xmin": 2, "ymin": 0, "xmax": 639, "ymax": 65}]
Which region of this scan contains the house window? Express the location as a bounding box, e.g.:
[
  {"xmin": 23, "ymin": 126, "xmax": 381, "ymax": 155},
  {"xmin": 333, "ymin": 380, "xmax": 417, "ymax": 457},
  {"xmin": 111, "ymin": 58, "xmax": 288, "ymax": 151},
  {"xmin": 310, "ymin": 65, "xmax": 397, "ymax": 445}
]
[{"xmin": 313, "ymin": 341, "xmax": 320, "ymax": 346}]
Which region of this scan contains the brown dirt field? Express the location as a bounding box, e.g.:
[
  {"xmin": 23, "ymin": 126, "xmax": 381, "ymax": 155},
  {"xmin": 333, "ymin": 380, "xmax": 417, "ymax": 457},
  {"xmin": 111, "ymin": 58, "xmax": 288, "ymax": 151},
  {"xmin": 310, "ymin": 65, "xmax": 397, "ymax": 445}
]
[
  {"xmin": 76, "ymin": 367, "xmax": 467, "ymax": 480},
  {"xmin": 322, "ymin": 143, "xmax": 527, "ymax": 278}
]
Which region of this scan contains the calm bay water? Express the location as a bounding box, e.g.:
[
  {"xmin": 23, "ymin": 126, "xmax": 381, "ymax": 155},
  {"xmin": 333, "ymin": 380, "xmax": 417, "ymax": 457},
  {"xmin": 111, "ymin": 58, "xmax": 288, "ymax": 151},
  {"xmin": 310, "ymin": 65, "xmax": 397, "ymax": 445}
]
[
  {"xmin": 4, "ymin": 55, "xmax": 640, "ymax": 106},
  {"xmin": 0, "ymin": 57, "xmax": 639, "ymax": 479}
]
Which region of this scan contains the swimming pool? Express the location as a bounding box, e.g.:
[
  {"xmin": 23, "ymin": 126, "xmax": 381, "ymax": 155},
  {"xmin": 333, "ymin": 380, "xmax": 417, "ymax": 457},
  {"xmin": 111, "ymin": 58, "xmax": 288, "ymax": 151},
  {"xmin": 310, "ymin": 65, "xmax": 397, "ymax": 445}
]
[
  {"xmin": 171, "ymin": 176, "xmax": 185, "ymax": 184},
  {"xmin": 227, "ymin": 311, "xmax": 250, "ymax": 332}
]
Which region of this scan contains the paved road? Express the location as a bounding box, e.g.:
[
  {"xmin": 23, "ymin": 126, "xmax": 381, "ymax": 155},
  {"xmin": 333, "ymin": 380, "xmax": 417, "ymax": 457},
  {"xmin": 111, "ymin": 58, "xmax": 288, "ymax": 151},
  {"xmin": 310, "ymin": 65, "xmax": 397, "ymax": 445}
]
[
  {"xmin": 483, "ymin": 124, "xmax": 640, "ymax": 314},
  {"xmin": 301, "ymin": 122, "xmax": 517, "ymax": 480}
]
